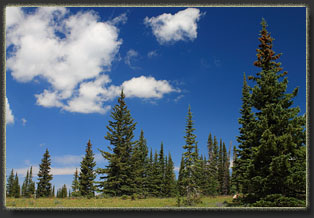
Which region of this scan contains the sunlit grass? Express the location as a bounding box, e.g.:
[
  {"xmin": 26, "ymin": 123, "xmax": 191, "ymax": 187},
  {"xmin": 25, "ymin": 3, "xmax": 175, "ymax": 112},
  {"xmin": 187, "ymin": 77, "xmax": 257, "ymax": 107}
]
[{"xmin": 6, "ymin": 195, "xmax": 233, "ymax": 208}]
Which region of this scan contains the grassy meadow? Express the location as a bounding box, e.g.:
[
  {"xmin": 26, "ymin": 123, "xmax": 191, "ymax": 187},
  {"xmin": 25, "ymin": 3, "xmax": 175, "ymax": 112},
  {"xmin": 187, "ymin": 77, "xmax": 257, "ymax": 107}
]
[{"xmin": 6, "ymin": 195, "xmax": 233, "ymax": 208}]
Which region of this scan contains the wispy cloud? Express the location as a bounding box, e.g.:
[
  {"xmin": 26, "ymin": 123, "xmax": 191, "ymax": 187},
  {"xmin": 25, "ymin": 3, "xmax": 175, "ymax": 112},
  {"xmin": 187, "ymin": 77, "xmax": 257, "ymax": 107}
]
[
  {"xmin": 124, "ymin": 49, "xmax": 140, "ymax": 70},
  {"xmin": 144, "ymin": 8, "xmax": 204, "ymax": 44},
  {"xmin": 147, "ymin": 50, "xmax": 158, "ymax": 58},
  {"xmin": 21, "ymin": 118, "xmax": 27, "ymax": 126}
]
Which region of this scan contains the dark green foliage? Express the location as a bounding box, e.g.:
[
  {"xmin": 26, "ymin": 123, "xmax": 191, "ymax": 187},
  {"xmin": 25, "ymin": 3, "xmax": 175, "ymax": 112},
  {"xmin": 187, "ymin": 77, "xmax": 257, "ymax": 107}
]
[
  {"xmin": 205, "ymin": 135, "xmax": 219, "ymax": 196},
  {"xmin": 71, "ymin": 168, "xmax": 80, "ymax": 197},
  {"xmin": 180, "ymin": 105, "xmax": 201, "ymax": 204},
  {"xmin": 131, "ymin": 129, "xmax": 149, "ymax": 198},
  {"xmin": 177, "ymin": 156, "xmax": 186, "ymax": 196},
  {"xmin": 236, "ymin": 19, "xmax": 306, "ymax": 206},
  {"xmin": 97, "ymin": 90, "xmax": 137, "ymax": 197},
  {"xmin": 164, "ymin": 153, "xmax": 176, "ymax": 197},
  {"xmin": 28, "ymin": 167, "xmax": 36, "ymax": 198},
  {"xmin": 21, "ymin": 169, "xmax": 29, "ymax": 197},
  {"xmin": 252, "ymin": 194, "xmax": 305, "ymax": 207},
  {"xmin": 52, "ymin": 185, "xmax": 55, "ymax": 197},
  {"xmin": 157, "ymin": 142, "xmax": 165, "ymax": 197},
  {"xmin": 36, "ymin": 149, "xmax": 53, "ymax": 198},
  {"xmin": 13, "ymin": 173, "xmax": 20, "ymax": 198},
  {"xmin": 57, "ymin": 184, "xmax": 67, "ymax": 198},
  {"xmin": 79, "ymin": 139, "xmax": 96, "ymax": 198},
  {"xmin": 6, "ymin": 169, "xmax": 15, "ymax": 197}
]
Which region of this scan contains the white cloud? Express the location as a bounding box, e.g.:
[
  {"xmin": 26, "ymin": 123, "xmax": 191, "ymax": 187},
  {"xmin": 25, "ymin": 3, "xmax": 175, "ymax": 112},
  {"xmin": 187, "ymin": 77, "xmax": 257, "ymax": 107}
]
[
  {"xmin": 5, "ymin": 97, "xmax": 14, "ymax": 125},
  {"xmin": 144, "ymin": 8, "xmax": 203, "ymax": 44},
  {"xmin": 6, "ymin": 7, "xmax": 180, "ymax": 114},
  {"xmin": 6, "ymin": 7, "xmax": 122, "ymax": 113},
  {"xmin": 53, "ymin": 154, "xmax": 83, "ymax": 165},
  {"xmin": 122, "ymin": 76, "xmax": 178, "ymax": 99}
]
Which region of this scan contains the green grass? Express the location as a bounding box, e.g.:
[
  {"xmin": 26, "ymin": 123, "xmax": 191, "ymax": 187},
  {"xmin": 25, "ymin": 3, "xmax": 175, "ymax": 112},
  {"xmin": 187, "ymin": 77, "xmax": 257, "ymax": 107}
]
[{"xmin": 6, "ymin": 195, "xmax": 233, "ymax": 208}]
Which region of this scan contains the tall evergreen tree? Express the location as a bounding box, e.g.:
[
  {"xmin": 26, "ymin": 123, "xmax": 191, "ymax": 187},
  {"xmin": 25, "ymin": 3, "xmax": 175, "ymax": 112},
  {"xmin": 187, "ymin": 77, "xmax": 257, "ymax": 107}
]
[
  {"xmin": 52, "ymin": 185, "xmax": 55, "ymax": 197},
  {"xmin": 157, "ymin": 142, "xmax": 165, "ymax": 197},
  {"xmin": 79, "ymin": 139, "xmax": 96, "ymax": 198},
  {"xmin": 6, "ymin": 169, "xmax": 15, "ymax": 197},
  {"xmin": 22, "ymin": 169, "xmax": 29, "ymax": 197},
  {"xmin": 230, "ymin": 145, "xmax": 239, "ymax": 194},
  {"xmin": 233, "ymin": 72, "xmax": 256, "ymax": 196},
  {"xmin": 206, "ymin": 135, "xmax": 219, "ymax": 196},
  {"xmin": 131, "ymin": 129, "xmax": 149, "ymax": 198},
  {"xmin": 222, "ymin": 142, "xmax": 230, "ymax": 195},
  {"xmin": 36, "ymin": 149, "xmax": 53, "ymax": 198},
  {"xmin": 97, "ymin": 90, "xmax": 137, "ymax": 197},
  {"xmin": 239, "ymin": 19, "xmax": 306, "ymax": 206},
  {"xmin": 181, "ymin": 105, "xmax": 201, "ymax": 204},
  {"xmin": 71, "ymin": 168, "xmax": 80, "ymax": 197},
  {"xmin": 218, "ymin": 139, "xmax": 224, "ymax": 194},
  {"xmin": 177, "ymin": 155, "xmax": 186, "ymax": 196},
  {"xmin": 164, "ymin": 153, "xmax": 176, "ymax": 197},
  {"xmin": 28, "ymin": 166, "xmax": 35, "ymax": 198},
  {"xmin": 13, "ymin": 172, "xmax": 20, "ymax": 198}
]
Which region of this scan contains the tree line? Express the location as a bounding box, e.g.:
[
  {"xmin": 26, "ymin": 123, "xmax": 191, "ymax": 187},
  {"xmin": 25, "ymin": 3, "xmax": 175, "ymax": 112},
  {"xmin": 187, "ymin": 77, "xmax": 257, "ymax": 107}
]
[{"xmin": 6, "ymin": 19, "xmax": 306, "ymax": 207}]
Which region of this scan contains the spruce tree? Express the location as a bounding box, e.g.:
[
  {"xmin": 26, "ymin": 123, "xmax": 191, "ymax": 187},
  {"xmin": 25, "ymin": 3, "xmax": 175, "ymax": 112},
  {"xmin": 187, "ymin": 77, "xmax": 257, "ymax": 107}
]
[
  {"xmin": 177, "ymin": 155, "xmax": 186, "ymax": 196},
  {"xmin": 52, "ymin": 185, "xmax": 55, "ymax": 197},
  {"xmin": 131, "ymin": 129, "xmax": 149, "ymax": 198},
  {"xmin": 97, "ymin": 90, "xmax": 137, "ymax": 197},
  {"xmin": 206, "ymin": 135, "xmax": 219, "ymax": 196},
  {"xmin": 79, "ymin": 139, "xmax": 96, "ymax": 198},
  {"xmin": 13, "ymin": 173, "xmax": 20, "ymax": 198},
  {"xmin": 240, "ymin": 19, "xmax": 306, "ymax": 206},
  {"xmin": 230, "ymin": 145, "xmax": 239, "ymax": 194},
  {"xmin": 181, "ymin": 105, "xmax": 201, "ymax": 205},
  {"xmin": 71, "ymin": 168, "xmax": 80, "ymax": 197},
  {"xmin": 157, "ymin": 142, "xmax": 165, "ymax": 197},
  {"xmin": 36, "ymin": 149, "xmax": 53, "ymax": 198},
  {"xmin": 61, "ymin": 184, "xmax": 67, "ymax": 198},
  {"xmin": 6, "ymin": 169, "xmax": 15, "ymax": 197},
  {"xmin": 218, "ymin": 139, "xmax": 224, "ymax": 194},
  {"xmin": 28, "ymin": 166, "xmax": 35, "ymax": 198},
  {"xmin": 22, "ymin": 169, "xmax": 29, "ymax": 197},
  {"xmin": 164, "ymin": 153, "xmax": 176, "ymax": 197}
]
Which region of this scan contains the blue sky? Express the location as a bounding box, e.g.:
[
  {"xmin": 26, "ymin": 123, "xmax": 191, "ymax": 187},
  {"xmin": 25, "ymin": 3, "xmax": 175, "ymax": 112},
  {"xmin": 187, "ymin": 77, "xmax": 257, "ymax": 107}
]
[{"xmin": 5, "ymin": 7, "xmax": 306, "ymax": 192}]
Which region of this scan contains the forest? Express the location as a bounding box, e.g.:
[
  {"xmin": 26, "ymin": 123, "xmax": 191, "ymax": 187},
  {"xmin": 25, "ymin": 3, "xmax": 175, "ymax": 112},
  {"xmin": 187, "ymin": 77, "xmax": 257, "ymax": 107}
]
[{"xmin": 6, "ymin": 19, "xmax": 306, "ymax": 208}]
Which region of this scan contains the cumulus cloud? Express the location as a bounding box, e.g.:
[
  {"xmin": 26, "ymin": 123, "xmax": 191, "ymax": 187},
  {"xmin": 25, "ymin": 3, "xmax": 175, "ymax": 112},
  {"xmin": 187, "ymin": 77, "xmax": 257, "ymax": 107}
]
[
  {"xmin": 6, "ymin": 7, "xmax": 122, "ymax": 113},
  {"xmin": 122, "ymin": 76, "xmax": 178, "ymax": 99},
  {"xmin": 144, "ymin": 8, "xmax": 203, "ymax": 44},
  {"xmin": 6, "ymin": 7, "xmax": 179, "ymax": 114},
  {"xmin": 5, "ymin": 97, "xmax": 14, "ymax": 125}
]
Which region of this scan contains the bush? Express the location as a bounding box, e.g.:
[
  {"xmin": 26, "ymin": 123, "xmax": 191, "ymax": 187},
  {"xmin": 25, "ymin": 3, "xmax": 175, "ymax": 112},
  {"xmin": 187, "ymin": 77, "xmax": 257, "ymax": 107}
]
[
  {"xmin": 121, "ymin": 195, "xmax": 128, "ymax": 200},
  {"xmin": 252, "ymin": 194, "xmax": 306, "ymax": 207}
]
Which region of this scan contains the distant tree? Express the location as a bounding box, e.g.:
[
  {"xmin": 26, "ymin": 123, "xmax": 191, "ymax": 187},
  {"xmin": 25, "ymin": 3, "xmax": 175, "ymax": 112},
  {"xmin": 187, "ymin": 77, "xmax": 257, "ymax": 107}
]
[
  {"xmin": 79, "ymin": 139, "xmax": 96, "ymax": 198},
  {"xmin": 6, "ymin": 169, "xmax": 15, "ymax": 197},
  {"xmin": 13, "ymin": 172, "xmax": 20, "ymax": 198},
  {"xmin": 131, "ymin": 129, "xmax": 149, "ymax": 198},
  {"xmin": 36, "ymin": 149, "xmax": 53, "ymax": 198},
  {"xmin": 181, "ymin": 105, "xmax": 201, "ymax": 205},
  {"xmin": 61, "ymin": 184, "xmax": 67, "ymax": 198},
  {"xmin": 206, "ymin": 134, "xmax": 219, "ymax": 196},
  {"xmin": 97, "ymin": 90, "xmax": 137, "ymax": 197},
  {"xmin": 28, "ymin": 166, "xmax": 35, "ymax": 198},
  {"xmin": 218, "ymin": 139, "xmax": 224, "ymax": 194},
  {"xmin": 71, "ymin": 168, "xmax": 80, "ymax": 197},
  {"xmin": 21, "ymin": 169, "xmax": 29, "ymax": 197},
  {"xmin": 177, "ymin": 155, "xmax": 186, "ymax": 196},
  {"xmin": 157, "ymin": 142, "xmax": 166, "ymax": 197},
  {"xmin": 230, "ymin": 145, "xmax": 239, "ymax": 194},
  {"xmin": 164, "ymin": 153, "xmax": 176, "ymax": 197},
  {"xmin": 52, "ymin": 185, "xmax": 55, "ymax": 197}
]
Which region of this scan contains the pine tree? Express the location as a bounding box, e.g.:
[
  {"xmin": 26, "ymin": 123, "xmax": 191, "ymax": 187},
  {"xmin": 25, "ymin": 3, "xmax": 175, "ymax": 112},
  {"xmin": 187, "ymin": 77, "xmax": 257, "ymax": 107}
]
[
  {"xmin": 97, "ymin": 90, "xmax": 137, "ymax": 197},
  {"xmin": 131, "ymin": 129, "xmax": 149, "ymax": 198},
  {"xmin": 22, "ymin": 169, "xmax": 29, "ymax": 197},
  {"xmin": 206, "ymin": 135, "xmax": 219, "ymax": 196},
  {"xmin": 71, "ymin": 168, "xmax": 80, "ymax": 197},
  {"xmin": 52, "ymin": 185, "xmax": 55, "ymax": 197},
  {"xmin": 230, "ymin": 145, "xmax": 239, "ymax": 194},
  {"xmin": 79, "ymin": 139, "xmax": 96, "ymax": 198},
  {"xmin": 61, "ymin": 184, "xmax": 67, "ymax": 198},
  {"xmin": 164, "ymin": 153, "xmax": 176, "ymax": 197},
  {"xmin": 157, "ymin": 142, "xmax": 165, "ymax": 197},
  {"xmin": 6, "ymin": 169, "xmax": 15, "ymax": 197},
  {"xmin": 28, "ymin": 166, "xmax": 35, "ymax": 198},
  {"xmin": 36, "ymin": 149, "xmax": 53, "ymax": 198},
  {"xmin": 222, "ymin": 142, "xmax": 230, "ymax": 195},
  {"xmin": 181, "ymin": 105, "xmax": 201, "ymax": 205},
  {"xmin": 177, "ymin": 155, "xmax": 186, "ymax": 196},
  {"xmin": 233, "ymin": 73, "xmax": 256, "ymax": 196},
  {"xmin": 240, "ymin": 19, "xmax": 306, "ymax": 206},
  {"xmin": 218, "ymin": 139, "xmax": 224, "ymax": 194},
  {"xmin": 13, "ymin": 173, "xmax": 20, "ymax": 198}
]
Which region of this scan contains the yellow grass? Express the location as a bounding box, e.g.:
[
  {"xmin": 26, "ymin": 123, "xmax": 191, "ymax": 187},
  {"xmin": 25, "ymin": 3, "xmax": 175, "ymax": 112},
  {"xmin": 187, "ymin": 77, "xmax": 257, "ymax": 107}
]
[{"xmin": 6, "ymin": 195, "xmax": 233, "ymax": 208}]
